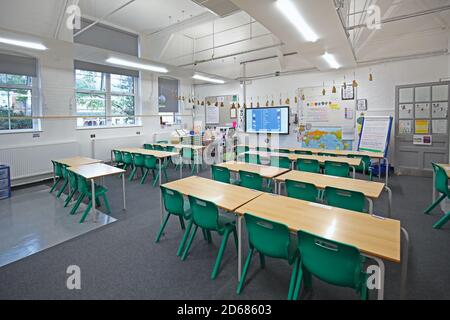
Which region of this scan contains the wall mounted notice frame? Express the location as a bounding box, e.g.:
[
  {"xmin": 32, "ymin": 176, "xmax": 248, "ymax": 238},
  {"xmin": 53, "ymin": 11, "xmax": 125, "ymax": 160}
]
[
  {"xmin": 358, "ymin": 116, "xmax": 393, "ymax": 156},
  {"xmin": 342, "ymin": 84, "xmax": 355, "ymax": 100}
]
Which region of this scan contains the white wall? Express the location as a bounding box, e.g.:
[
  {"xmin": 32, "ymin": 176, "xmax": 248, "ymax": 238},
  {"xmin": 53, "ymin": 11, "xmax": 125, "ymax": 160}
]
[
  {"xmin": 195, "ymin": 54, "xmax": 450, "ymax": 164},
  {"xmin": 0, "ymin": 28, "xmax": 195, "ymax": 184}
]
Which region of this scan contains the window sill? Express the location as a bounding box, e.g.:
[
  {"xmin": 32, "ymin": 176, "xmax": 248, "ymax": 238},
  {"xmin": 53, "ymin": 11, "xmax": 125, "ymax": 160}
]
[
  {"xmin": 0, "ymin": 129, "xmax": 42, "ymax": 135},
  {"xmin": 76, "ymin": 125, "xmax": 143, "ymax": 131}
]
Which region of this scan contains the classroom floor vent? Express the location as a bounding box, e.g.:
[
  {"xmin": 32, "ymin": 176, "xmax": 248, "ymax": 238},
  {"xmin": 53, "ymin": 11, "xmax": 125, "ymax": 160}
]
[{"xmin": 191, "ymin": 0, "xmax": 240, "ymax": 17}]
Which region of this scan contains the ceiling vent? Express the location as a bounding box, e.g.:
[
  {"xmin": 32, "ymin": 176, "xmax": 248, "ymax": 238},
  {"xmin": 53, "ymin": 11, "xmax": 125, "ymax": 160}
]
[{"xmin": 191, "ymin": 0, "xmax": 240, "ymax": 17}]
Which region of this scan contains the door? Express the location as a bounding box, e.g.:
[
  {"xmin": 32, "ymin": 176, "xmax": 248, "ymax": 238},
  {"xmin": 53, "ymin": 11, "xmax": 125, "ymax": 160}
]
[{"xmin": 395, "ymin": 82, "xmax": 449, "ymax": 177}]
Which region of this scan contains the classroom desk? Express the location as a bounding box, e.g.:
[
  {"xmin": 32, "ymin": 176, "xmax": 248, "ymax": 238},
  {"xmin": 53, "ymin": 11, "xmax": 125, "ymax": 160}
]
[
  {"xmin": 235, "ymin": 193, "xmax": 409, "ymax": 300},
  {"xmin": 152, "ymin": 143, "xmax": 206, "ymax": 174},
  {"xmin": 54, "ymin": 156, "xmax": 103, "ymax": 167},
  {"xmin": 162, "ymin": 176, "xmax": 264, "ymax": 275},
  {"xmin": 214, "ymin": 161, "xmax": 290, "ymax": 193},
  {"xmin": 237, "ymin": 145, "xmax": 389, "ymax": 185},
  {"xmin": 68, "ymin": 163, "xmax": 126, "ymax": 223},
  {"xmin": 239, "ymin": 151, "xmax": 361, "ymax": 178}
]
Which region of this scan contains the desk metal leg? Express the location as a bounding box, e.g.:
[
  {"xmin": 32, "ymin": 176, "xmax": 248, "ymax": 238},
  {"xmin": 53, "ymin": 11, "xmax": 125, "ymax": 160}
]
[
  {"xmin": 385, "ymin": 157, "xmax": 389, "ymax": 186},
  {"xmin": 352, "ymin": 166, "xmax": 356, "ymax": 179},
  {"xmin": 159, "ymin": 158, "xmax": 163, "ymax": 224},
  {"xmin": 237, "ymin": 215, "xmax": 243, "ymax": 281},
  {"xmin": 367, "ymin": 197, "xmax": 374, "ymax": 214},
  {"xmin": 197, "ymin": 149, "xmax": 200, "ymax": 174},
  {"xmin": 385, "ymin": 186, "xmax": 393, "ymax": 218},
  {"xmin": 91, "ymin": 179, "xmax": 97, "ymax": 223},
  {"xmin": 180, "ymin": 156, "xmax": 183, "ymax": 179},
  {"xmin": 400, "ymin": 227, "xmax": 410, "ymax": 300},
  {"xmin": 122, "ymin": 174, "xmax": 126, "ymax": 210},
  {"xmin": 364, "ymin": 255, "xmax": 385, "ymax": 300}
]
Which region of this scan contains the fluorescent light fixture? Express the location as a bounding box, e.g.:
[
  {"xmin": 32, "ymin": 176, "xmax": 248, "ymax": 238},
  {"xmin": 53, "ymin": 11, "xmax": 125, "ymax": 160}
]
[
  {"xmin": 0, "ymin": 37, "xmax": 47, "ymax": 50},
  {"xmin": 106, "ymin": 57, "xmax": 168, "ymax": 73},
  {"xmin": 192, "ymin": 74, "xmax": 225, "ymax": 84},
  {"xmin": 322, "ymin": 52, "xmax": 340, "ymax": 69},
  {"xmin": 276, "ymin": 0, "xmax": 318, "ymax": 42}
]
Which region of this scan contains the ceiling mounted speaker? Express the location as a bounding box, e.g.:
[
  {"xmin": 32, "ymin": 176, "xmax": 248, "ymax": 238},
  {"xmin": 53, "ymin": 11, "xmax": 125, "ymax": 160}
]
[{"xmin": 191, "ymin": 0, "xmax": 240, "ymax": 17}]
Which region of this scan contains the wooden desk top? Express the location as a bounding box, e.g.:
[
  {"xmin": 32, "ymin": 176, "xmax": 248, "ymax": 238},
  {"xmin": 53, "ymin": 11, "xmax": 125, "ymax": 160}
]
[
  {"xmin": 152, "ymin": 143, "xmax": 205, "ymax": 150},
  {"xmin": 216, "ymin": 161, "xmax": 290, "ymax": 179},
  {"xmin": 237, "ymin": 145, "xmax": 384, "ymax": 159},
  {"xmin": 54, "ymin": 156, "xmax": 103, "ymax": 167},
  {"xmin": 276, "ymin": 170, "xmax": 385, "ymax": 199},
  {"xmin": 236, "ymin": 193, "xmax": 401, "ymax": 263},
  {"xmin": 114, "ymin": 147, "xmax": 179, "ymax": 159},
  {"xmin": 244, "ymin": 151, "xmax": 362, "ymax": 167},
  {"xmin": 436, "ymin": 163, "xmax": 450, "ymax": 176},
  {"xmin": 162, "ymin": 176, "xmax": 264, "ymax": 212},
  {"xmin": 68, "ymin": 163, "xmax": 125, "ymax": 179}
]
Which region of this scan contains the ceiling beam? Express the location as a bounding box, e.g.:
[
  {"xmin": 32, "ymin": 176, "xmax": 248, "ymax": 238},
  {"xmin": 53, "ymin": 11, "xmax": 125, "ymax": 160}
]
[{"xmin": 144, "ymin": 12, "xmax": 216, "ymax": 37}]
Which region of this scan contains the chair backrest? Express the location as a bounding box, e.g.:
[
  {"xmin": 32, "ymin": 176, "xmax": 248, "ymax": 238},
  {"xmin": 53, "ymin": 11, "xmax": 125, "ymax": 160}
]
[
  {"xmin": 161, "ymin": 186, "xmax": 185, "ymax": 216},
  {"xmin": 298, "ymin": 230, "xmax": 363, "ymax": 289},
  {"xmin": 133, "ymin": 153, "xmax": 145, "ymax": 166},
  {"xmin": 211, "ymin": 165, "xmax": 231, "ymax": 184},
  {"xmin": 274, "ymin": 148, "xmax": 291, "ymax": 154},
  {"xmin": 52, "ymin": 161, "xmax": 63, "ymax": 176},
  {"xmin": 122, "ymin": 152, "xmax": 133, "ymax": 165},
  {"xmin": 143, "ymin": 155, "xmax": 157, "ymax": 169},
  {"xmin": 143, "ymin": 144, "xmax": 154, "ymax": 150},
  {"xmin": 432, "ymin": 163, "xmax": 449, "ymax": 194},
  {"xmin": 236, "ymin": 146, "xmax": 249, "ymax": 155},
  {"xmin": 188, "ymin": 196, "xmax": 220, "ymax": 230},
  {"xmin": 67, "ymin": 170, "xmax": 78, "ymax": 189},
  {"xmin": 244, "ymin": 153, "xmax": 261, "ymax": 165},
  {"xmin": 166, "ymin": 146, "xmax": 177, "ymax": 153},
  {"xmin": 245, "ymin": 213, "xmax": 291, "ymax": 260},
  {"xmin": 61, "ymin": 165, "xmax": 68, "ymax": 178},
  {"xmin": 270, "ymin": 156, "xmax": 291, "ymax": 169},
  {"xmin": 154, "ymin": 145, "xmax": 164, "ymax": 151},
  {"xmin": 285, "ymin": 180, "xmax": 319, "ymax": 203},
  {"xmin": 348, "ymin": 154, "xmax": 370, "ymax": 172},
  {"xmin": 323, "ymin": 186, "xmax": 366, "ymax": 213},
  {"xmin": 295, "ymin": 150, "xmax": 313, "ymax": 155},
  {"xmin": 318, "ymin": 152, "xmax": 336, "ymax": 157},
  {"xmin": 156, "ymin": 140, "xmax": 168, "ymax": 144},
  {"xmin": 296, "ymin": 158, "xmax": 320, "ymax": 173},
  {"xmin": 256, "ymin": 147, "xmax": 270, "ymax": 152},
  {"xmin": 182, "ymin": 147, "xmax": 193, "ymax": 159},
  {"xmin": 324, "ymin": 161, "xmax": 349, "ymax": 177},
  {"xmin": 77, "ymin": 174, "xmax": 89, "ymax": 194},
  {"xmin": 239, "ymin": 170, "xmax": 263, "ymax": 191},
  {"xmin": 113, "ymin": 150, "xmax": 123, "ymax": 162}
]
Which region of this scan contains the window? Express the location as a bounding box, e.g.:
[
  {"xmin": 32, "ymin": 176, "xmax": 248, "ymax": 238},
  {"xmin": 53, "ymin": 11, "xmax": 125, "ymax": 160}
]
[
  {"xmin": 0, "ymin": 73, "xmax": 34, "ymax": 131},
  {"xmin": 75, "ymin": 69, "xmax": 137, "ymax": 127}
]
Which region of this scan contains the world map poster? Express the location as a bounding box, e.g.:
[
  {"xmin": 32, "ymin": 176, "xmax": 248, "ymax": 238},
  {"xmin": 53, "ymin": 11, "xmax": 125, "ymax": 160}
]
[{"xmin": 302, "ymin": 127, "xmax": 352, "ymax": 150}]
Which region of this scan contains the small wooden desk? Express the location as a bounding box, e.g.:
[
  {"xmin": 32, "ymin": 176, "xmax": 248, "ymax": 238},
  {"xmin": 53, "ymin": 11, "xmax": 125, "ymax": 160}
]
[
  {"xmin": 235, "ymin": 193, "xmax": 405, "ymax": 300},
  {"xmin": 152, "ymin": 143, "xmax": 206, "ymax": 174},
  {"xmin": 240, "ymin": 151, "xmax": 361, "ymax": 178},
  {"xmin": 54, "ymin": 156, "xmax": 103, "ymax": 167},
  {"xmin": 275, "ymin": 170, "xmax": 387, "ymax": 215},
  {"xmin": 68, "ymin": 163, "xmax": 126, "ymax": 223}
]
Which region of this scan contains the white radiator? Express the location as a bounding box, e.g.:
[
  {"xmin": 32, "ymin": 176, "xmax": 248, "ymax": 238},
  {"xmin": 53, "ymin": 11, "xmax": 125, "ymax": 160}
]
[
  {"xmin": 92, "ymin": 135, "xmax": 144, "ymax": 162},
  {"xmin": 0, "ymin": 141, "xmax": 79, "ymax": 182}
]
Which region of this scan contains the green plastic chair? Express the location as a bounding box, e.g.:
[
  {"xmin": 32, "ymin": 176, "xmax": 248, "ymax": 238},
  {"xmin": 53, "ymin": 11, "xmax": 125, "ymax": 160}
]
[
  {"xmin": 244, "ymin": 153, "xmax": 261, "ymax": 165},
  {"xmin": 129, "ymin": 153, "xmax": 145, "ymax": 181},
  {"xmin": 182, "ymin": 147, "xmax": 200, "ymax": 174},
  {"xmin": 181, "ymin": 196, "xmax": 238, "ymax": 280},
  {"xmin": 425, "ymin": 163, "xmax": 450, "ymax": 229},
  {"xmin": 211, "ymin": 165, "xmax": 231, "ymax": 184},
  {"xmin": 237, "ymin": 214, "xmax": 299, "ymax": 300},
  {"xmin": 236, "ymin": 145, "xmax": 250, "ymax": 156},
  {"xmin": 296, "ymin": 158, "xmax": 320, "ymax": 173},
  {"xmin": 318, "ymin": 152, "xmax": 337, "ymax": 157},
  {"xmin": 56, "ymin": 166, "xmax": 69, "ymax": 198},
  {"xmin": 122, "ymin": 152, "xmax": 133, "ymax": 172},
  {"xmin": 270, "ymin": 156, "xmax": 291, "ymax": 169},
  {"xmin": 324, "ymin": 161, "xmax": 350, "ymax": 178},
  {"xmin": 50, "ymin": 161, "xmax": 63, "ymax": 193},
  {"xmin": 274, "ymin": 148, "xmax": 291, "ymax": 154},
  {"xmin": 348, "ymin": 154, "xmax": 372, "ymax": 179},
  {"xmin": 141, "ymin": 155, "xmax": 157, "ymax": 185},
  {"xmin": 239, "ymin": 170, "xmax": 270, "ymax": 192},
  {"xmin": 75, "ymin": 176, "xmax": 111, "ymax": 223},
  {"xmin": 156, "ymin": 187, "xmax": 191, "ymax": 246},
  {"xmin": 323, "ymin": 186, "xmax": 366, "ymax": 213},
  {"xmin": 293, "ymin": 230, "xmax": 368, "ymax": 300},
  {"xmin": 256, "ymin": 147, "xmax": 271, "ymax": 152},
  {"xmin": 154, "ymin": 144, "xmax": 165, "ymax": 151},
  {"xmin": 143, "ymin": 144, "xmax": 154, "ymax": 150},
  {"xmin": 285, "ymin": 180, "xmax": 319, "ymax": 203},
  {"xmin": 113, "ymin": 150, "xmax": 124, "ymax": 168},
  {"xmin": 63, "ymin": 170, "xmax": 78, "ymax": 208},
  {"xmin": 295, "ymin": 150, "xmax": 313, "ymax": 155}
]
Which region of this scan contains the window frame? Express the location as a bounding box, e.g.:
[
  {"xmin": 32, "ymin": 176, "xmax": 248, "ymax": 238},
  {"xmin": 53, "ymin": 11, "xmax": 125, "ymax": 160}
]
[
  {"xmin": 0, "ymin": 73, "xmax": 39, "ymax": 134},
  {"xmin": 75, "ymin": 69, "xmax": 139, "ymax": 128}
]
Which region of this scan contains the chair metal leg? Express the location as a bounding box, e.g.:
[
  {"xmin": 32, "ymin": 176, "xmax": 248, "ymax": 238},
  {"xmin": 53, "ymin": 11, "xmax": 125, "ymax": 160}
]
[
  {"xmin": 177, "ymin": 220, "xmax": 193, "ymax": 256},
  {"xmin": 292, "ymin": 264, "xmax": 304, "ymax": 300},
  {"xmin": 424, "ymin": 194, "xmax": 446, "ymax": 214},
  {"xmin": 128, "ymin": 167, "xmax": 137, "ymax": 181},
  {"xmin": 56, "ymin": 180, "xmax": 68, "ymax": 198},
  {"xmin": 181, "ymin": 224, "xmax": 198, "ymax": 261},
  {"xmin": 79, "ymin": 200, "xmax": 92, "ymax": 223},
  {"xmin": 70, "ymin": 193, "xmax": 85, "ymax": 215},
  {"xmin": 49, "ymin": 177, "xmax": 62, "ymax": 193},
  {"xmin": 288, "ymin": 256, "xmax": 300, "ymax": 300},
  {"xmin": 64, "ymin": 189, "xmax": 76, "ymax": 207},
  {"xmin": 237, "ymin": 248, "xmax": 254, "ymax": 294},
  {"xmin": 178, "ymin": 216, "xmax": 186, "ymax": 230},
  {"xmin": 102, "ymin": 194, "xmax": 111, "ymax": 214},
  {"xmin": 259, "ymin": 253, "xmax": 266, "ymax": 269},
  {"xmin": 433, "ymin": 212, "xmax": 450, "ymax": 229},
  {"xmin": 155, "ymin": 213, "xmax": 171, "ymax": 243},
  {"xmin": 211, "ymin": 228, "xmax": 231, "ymax": 279},
  {"xmin": 140, "ymin": 169, "xmax": 150, "ymax": 184}
]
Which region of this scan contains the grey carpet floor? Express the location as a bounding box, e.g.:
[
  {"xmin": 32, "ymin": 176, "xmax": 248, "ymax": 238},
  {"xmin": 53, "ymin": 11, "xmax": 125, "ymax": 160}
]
[{"xmin": 0, "ymin": 166, "xmax": 449, "ymax": 300}]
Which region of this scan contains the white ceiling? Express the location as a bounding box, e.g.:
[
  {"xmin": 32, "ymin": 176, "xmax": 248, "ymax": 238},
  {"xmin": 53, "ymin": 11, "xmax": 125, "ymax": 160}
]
[{"xmin": 0, "ymin": 0, "xmax": 449, "ymax": 82}]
